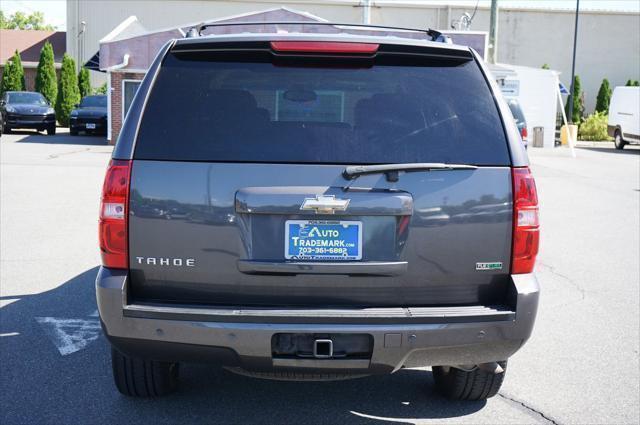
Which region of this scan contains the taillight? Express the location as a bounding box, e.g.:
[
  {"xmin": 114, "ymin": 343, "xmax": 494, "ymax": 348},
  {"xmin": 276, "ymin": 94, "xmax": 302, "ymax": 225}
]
[
  {"xmin": 99, "ymin": 159, "xmax": 131, "ymax": 269},
  {"xmin": 520, "ymin": 126, "xmax": 528, "ymax": 141},
  {"xmin": 270, "ymin": 41, "xmax": 379, "ymax": 54},
  {"xmin": 511, "ymin": 167, "xmax": 539, "ymax": 274}
]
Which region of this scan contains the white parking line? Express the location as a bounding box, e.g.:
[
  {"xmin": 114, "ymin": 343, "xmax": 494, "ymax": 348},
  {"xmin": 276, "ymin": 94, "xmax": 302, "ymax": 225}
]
[{"xmin": 36, "ymin": 317, "xmax": 101, "ymax": 355}]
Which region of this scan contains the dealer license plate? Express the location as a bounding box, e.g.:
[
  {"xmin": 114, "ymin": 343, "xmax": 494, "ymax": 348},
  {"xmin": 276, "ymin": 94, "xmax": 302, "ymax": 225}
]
[{"xmin": 285, "ymin": 220, "xmax": 362, "ymax": 260}]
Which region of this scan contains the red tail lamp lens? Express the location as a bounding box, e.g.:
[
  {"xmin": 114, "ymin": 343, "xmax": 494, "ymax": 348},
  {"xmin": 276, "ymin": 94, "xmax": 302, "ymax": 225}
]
[
  {"xmin": 511, "ymin": 167, "xmax": 540, "ymax": 274},
  {"xmin": 99, "ymin": 160, "xmax": 131, "ymax": 269}
]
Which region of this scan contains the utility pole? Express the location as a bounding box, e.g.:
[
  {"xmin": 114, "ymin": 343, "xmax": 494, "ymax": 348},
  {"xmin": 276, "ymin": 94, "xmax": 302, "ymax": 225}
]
[
  {"xmin": 488, "ymin": 0, "xmax": 499, "ymax": 63},
  {"xmin": 568, "ymin": 0, "xmax": 580, "ymax": 123}
]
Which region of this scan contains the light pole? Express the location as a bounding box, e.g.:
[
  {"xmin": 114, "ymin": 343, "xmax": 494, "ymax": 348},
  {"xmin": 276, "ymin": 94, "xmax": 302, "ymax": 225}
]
[
  {"xmin": 567, "ymin": 0, "xmax": 580, "ymax": 123},
  {"xmin": 488, "ymin": 0, "xmax": 498, "ymax": 64}
]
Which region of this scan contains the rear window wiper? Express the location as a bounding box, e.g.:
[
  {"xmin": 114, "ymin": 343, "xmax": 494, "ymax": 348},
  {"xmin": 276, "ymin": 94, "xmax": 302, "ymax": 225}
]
[{"xmin": 343, "ymin": 162, "xmax": 478, "ymax": 183}]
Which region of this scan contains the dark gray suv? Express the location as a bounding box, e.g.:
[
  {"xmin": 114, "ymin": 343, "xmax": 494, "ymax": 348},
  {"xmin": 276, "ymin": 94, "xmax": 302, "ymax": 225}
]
[{"xmin": 97, "ymin": 24, "xmax": 540, "ymax": 400}]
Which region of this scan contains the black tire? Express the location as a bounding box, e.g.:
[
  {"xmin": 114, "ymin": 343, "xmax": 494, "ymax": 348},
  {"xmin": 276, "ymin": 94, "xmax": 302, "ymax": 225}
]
[
  {"xmin": 47, "ymin": 126, "xmax": 56, "ymax": 136},
  {"xmin": 614, "ymin": 129, "xmax": 626, "ymax": 150},
  {"xmin": 432, "ymin": 361, "xmax": 507, "ymax": 401},
  {"xmin": 3, "ymin": 125, "xmax": 11, "ymax": 134},
  {"xmin": 111, "ymin": 347, "xmax": 179, "ymax": 397},
  {"xmin": 70, "ymin": 127, "xmax": 78, "ymax": 136}
]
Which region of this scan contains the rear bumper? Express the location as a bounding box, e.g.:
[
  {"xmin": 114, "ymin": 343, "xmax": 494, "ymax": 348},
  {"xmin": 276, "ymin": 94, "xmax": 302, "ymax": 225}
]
[
  {"xmin": 70, "ymin": 117, "xmax": 107, "ymax": 132},
  {"xmin": 97, "ymin": 267, "xmax": 539, "ymax": 373}
]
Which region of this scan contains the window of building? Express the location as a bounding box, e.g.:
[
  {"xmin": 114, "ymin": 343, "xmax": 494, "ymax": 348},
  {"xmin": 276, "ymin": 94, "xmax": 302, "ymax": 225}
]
[{"xmin": 122, "ymin": 80, "xmax": 142, "ymax": 121}]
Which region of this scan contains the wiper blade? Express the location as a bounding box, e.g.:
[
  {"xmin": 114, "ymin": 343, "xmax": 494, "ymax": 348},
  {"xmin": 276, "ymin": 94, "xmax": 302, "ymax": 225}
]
[{"xmin": 343, "ymin": 162, "xmax": 478, "ymax": 181}]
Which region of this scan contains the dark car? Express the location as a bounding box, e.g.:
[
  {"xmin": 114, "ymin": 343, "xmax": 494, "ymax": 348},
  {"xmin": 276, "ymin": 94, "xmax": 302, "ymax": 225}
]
[
  {"xmin": 507, "ymin": 98, "xmax": 528, "ymax": 149},
  {"xmin": 70, "ymin": 95, "xmax": 107, "ymax": 135},
  {"xmin": 97, "ymin": 24, "xmax": 539, "ymax": 401},
  {"xmin": 0, "ymin": 91, "xmax": 56, "ymax": 135}
]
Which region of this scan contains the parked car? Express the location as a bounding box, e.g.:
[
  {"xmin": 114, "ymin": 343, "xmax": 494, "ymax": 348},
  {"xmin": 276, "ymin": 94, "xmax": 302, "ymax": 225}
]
[
  {"xmin": 608, "ymin": 86, "xmax": 639, "ymax": 149},
  {"xmin": 507, "ymin": 98, "xmax": 528, "ymax": 149},
  {"xmin": 70, "ymin": 95, "xmax": 107, "ymax": 135},
  {"xmin": 97, "ymin": 25, "xmax": 539, "ymax": 400},
  {"xmin": 0, "ymin": 91, "xmax": 56, "ymax": 135}
]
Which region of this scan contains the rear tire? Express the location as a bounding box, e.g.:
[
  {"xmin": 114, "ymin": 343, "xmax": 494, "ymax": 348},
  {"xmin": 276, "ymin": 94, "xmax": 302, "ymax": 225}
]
[
  {"xmin": 47, "ymin": 125, "xmax": 56, "ymax": 136},
  {"xmin": 432, "ymin": 361, "xmax": 507, "ymax": 401},
  {"xmin": 614, "ymin": 130, "xmax": 626, "ymax": 150},
  {"xmin": 3, "ymin": 125, "xmax": 11, "ymax": 134},
  {"xmin": 111, "ymin": 347, "xmax": 179, "ymax": 397},
  {"xmin": 70, "ymin": 127, "xmax": 78, "ymax": 136}
]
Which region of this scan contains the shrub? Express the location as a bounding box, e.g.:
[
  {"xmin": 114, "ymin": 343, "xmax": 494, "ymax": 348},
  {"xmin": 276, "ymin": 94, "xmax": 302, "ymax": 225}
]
[
  {"xmin": 12, "ymin": 50, "xmax": 26, "ymax": 90},
  {"xmin": 55, "ymin": 54, "xmax": 80, "ymax": 126},
  {"xmin": 626, "ymin": 79, "xmax": 640, "ymax": 87},
  {"xmin": 93, "ymin": 82, "xmax": 107, "ymax": 95},
  {"xmin": 1, "ymin": 59, "xmax": 15, "ymax": 95},
  {"xmin": 78, "ymin": 67, "xmax": 91, "ymax": 98},
  {"xmin": 35, "ymin": 41, "xmax": 57, "ymax": 105},
  {"xmin": 565, "ymin": 75, "xmax": 584, "ymax": 124},
  {"xmin": 595, "ymin": 78, "xmax": 611, "ymax": 113},
  {"xmin": 578, "ymin": 112, "xmax": 610, "ymax": 141},
  {"xmin": 1, "ymin": 51, "xmax": 25, "ymax": 94}
]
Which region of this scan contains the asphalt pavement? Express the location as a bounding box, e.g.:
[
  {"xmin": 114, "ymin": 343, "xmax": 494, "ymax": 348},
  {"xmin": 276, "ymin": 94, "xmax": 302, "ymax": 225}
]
[{"xmin": 1, "ymin": 130, "xmax": 638, "ymax": 424}]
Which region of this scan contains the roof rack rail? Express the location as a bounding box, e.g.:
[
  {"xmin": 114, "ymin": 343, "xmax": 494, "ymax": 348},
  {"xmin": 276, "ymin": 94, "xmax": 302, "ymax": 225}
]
[{"xmin": 184, "ymin": 21, "xmax": 451, "ymax": 44}]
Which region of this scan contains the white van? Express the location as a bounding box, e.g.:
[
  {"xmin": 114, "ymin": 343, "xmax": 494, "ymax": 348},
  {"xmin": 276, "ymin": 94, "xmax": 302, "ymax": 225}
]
[{"xmin": 608, "ymin": 86, "xmax": 639, "ymax": 149}]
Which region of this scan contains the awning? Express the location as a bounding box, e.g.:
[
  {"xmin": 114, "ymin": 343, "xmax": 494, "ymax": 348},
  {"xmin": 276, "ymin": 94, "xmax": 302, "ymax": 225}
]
[
  {"xmin": 84, "ymin": 51, "xmax": 104, "ymax": 72},
  {"xmin": 559, "ymin": 82, "xmax": 569, "ymax": 95}
]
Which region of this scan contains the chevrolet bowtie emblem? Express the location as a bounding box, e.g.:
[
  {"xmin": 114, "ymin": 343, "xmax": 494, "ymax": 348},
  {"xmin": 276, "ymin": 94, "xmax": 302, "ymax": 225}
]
[{"xmin": 300, "ymin": 195, "xmax": 350, "ymax": 214}]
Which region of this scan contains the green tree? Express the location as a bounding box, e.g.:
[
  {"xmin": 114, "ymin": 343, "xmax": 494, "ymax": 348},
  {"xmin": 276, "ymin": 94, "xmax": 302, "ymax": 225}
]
[
  {"xmin": 0, "ymin": 11, "xmax": 55, "ymax": 30},
  {"xmin": 35, "ymin": 41, "xmax": 57, "ymax": 105},
  {"xmin": 55, "ymin": 54, "xmax": 81, "ymax": 126},
  {"xmin": 0, "ymin": 10, "xmax": 7, "ymax": 29},
  {"xmin": 11, "ymin": 50, "xmax": 26, "ymax": 90},
  {"xmin": 595, "ymin": 78, "xmax": 612, "ymax": 113},
  {"xmin": 0, "ymin": 53, "xmax": 24, "ymax": 94},
  {"xmin": 1, "ymin": 60, "xmax": 15, "ymax": 95},
  {"xmin": 77, "ymin": 67, "xmax": 91, "ymax": 98},
  {"xmin": 541, "ymin": 63, "xmax": 550, "ymax": 70},
  {"xmin": 565, "ymin": 75, "xmax": 584, "ymax": 124}
]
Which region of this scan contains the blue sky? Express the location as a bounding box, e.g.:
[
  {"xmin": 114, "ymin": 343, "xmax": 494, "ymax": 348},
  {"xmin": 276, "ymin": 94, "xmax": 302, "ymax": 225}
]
[{"xmin": 1, "ymin": 0, "xmax": 638, "ymax": 31}]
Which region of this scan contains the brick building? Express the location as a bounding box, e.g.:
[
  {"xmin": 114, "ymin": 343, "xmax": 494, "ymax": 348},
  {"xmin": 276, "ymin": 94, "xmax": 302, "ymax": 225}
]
[{"xmin": 0, "ymin": 30, "xmax": 65, "ymax": 90}]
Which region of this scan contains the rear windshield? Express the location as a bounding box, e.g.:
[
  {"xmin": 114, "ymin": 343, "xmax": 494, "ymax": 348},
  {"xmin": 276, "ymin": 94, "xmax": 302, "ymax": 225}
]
[{"xmin": 135, "ymin": 51, "xmax": 510, "ymax": 165}]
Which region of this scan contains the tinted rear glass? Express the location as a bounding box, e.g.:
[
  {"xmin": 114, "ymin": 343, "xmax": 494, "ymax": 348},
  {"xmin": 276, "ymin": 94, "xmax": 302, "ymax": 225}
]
[{"xmin": 135, "ymin": 50, "xmax": 510, "ymax": 165}]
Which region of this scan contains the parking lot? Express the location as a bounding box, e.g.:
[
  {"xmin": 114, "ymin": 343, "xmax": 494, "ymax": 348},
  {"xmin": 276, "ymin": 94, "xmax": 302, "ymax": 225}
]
[{"xmin": 1, "ymin": 130, "xmax": 638, "ymax": 424}]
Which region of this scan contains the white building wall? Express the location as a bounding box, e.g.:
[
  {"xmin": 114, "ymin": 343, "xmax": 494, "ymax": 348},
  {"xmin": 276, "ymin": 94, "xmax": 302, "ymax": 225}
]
[{"xmin": 68, "ymin": 0, "xmax": 640, "ymax": 113}]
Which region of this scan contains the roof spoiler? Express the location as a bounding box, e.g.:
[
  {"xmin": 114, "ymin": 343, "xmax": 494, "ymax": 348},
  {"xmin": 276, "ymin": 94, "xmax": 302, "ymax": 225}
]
[{"xmin": 184, "ymin": 21, "xmax": 452, "ymax": 44}]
